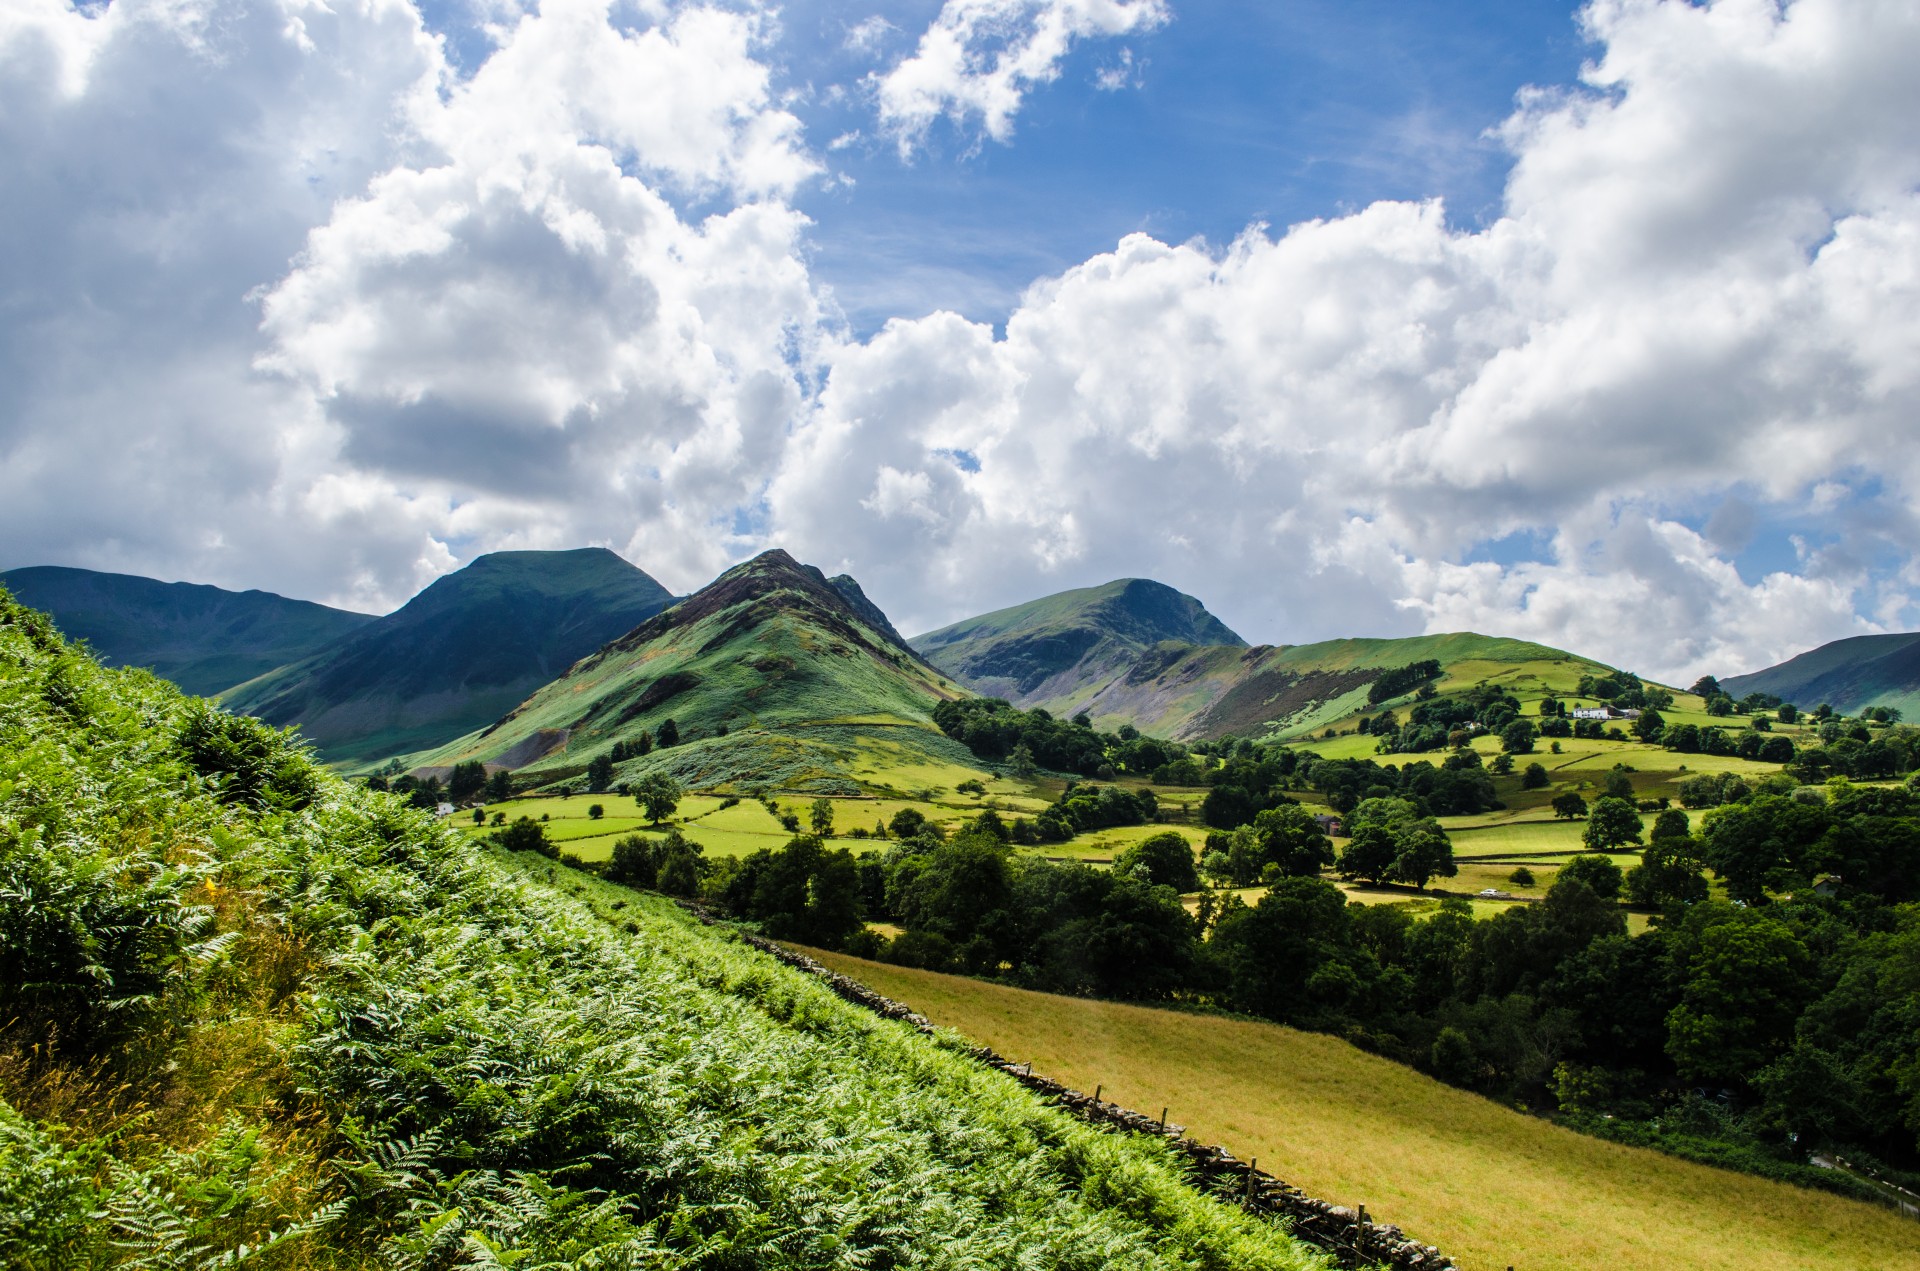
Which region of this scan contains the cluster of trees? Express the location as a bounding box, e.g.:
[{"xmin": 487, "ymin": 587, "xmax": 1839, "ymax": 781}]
[
  {"xmin": 1367, "ymin": 660, "xmax": 1442, "ymax": 705},
  {"xmin": 933, "ymin": 698, "xmax": 1196, "ymax": 780},
  {"xmin": 1364, "ymin": 685, "xmax": 1528, "ymax": 755},
  {"xmin": 1577, "ymin": 670, "xmax": 1672, "ymax": 712}
]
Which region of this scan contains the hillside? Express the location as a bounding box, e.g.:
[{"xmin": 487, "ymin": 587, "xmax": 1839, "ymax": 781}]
[
  {"xmin": 968, "ymin": 625, "xmax": 1617, "ymax": 742},
  {"xmin": 0, "ymin": 563, "xmax": 373, "ymax": 696},
  {"xmin": 810, "ymin": 953, "xmax": 1919, "ymax": 1271},
  {"xmin": 412, "ymin": 549, "xmax": 974, "ymax": 794},
  {"xmin": 223, "ymin": 547, "xmax": 675, "ymax": 763},
  {"xmin": 1723, "ymin": 631, "xmax": 1920, "ymax": 719},
  {"xmin": 0, "ymin": 585, "xmax": 1325, "ymax": 1270},
  {"xmin": 911, "ymin": 578, "xmax": 1245, "ymax": 708}
]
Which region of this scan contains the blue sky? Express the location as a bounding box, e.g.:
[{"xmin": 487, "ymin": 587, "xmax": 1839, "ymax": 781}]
[
  {"xmin": 760, "ymin": 0, "xmax": 1594, "ymax": 333},
  {"xmin": 4, "ymin": 0, "xmax": 1918, "ymax": 680}
]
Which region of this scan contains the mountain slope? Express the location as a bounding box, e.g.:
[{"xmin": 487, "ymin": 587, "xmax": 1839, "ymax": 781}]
[
  {"xmin": 414, "ymin": 549, "xmax": 971, "ymax": 792},
  {"xmin": 0, "ymin": 583, "xmax": 1324, "ymax": 1270},
  {"xmin": 1723, "ymin": 632, "xmax": 1920, "ymax": 719},
  {"xmin": 1069, "ymin": 630, "xmax": 1619, "ymax": 740},
  {"xmin": 911, "ymin": 578, "xmax": 1245, "ymax": 708},
  {"xmin": 0, "ymin": 564, "xmax": 374, "ymax": 696},
  {"xmin": 224, "ymin": 548, "xmax": 675, "ymax": 763}
]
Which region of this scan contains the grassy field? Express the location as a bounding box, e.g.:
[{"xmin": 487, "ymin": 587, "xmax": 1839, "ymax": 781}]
[{"xmin": 804, "ymin": 953, "xmax": 1920, "ymax": 1271}]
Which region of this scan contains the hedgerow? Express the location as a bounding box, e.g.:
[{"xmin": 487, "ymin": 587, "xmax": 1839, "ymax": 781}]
[{"xmin": 0, "ymin": 588, "xmax": 1328, "ymax": 1270}]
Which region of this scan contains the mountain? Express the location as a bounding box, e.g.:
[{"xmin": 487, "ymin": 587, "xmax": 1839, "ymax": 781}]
[
  {"xmin": 223, "ymin": 548, "xmax": 676, "ymax": 763},
  {"xmin": 412, "ymin": 549, "xmax": 969, "ymax": 793},
  {"xmin": 1056, "ymin": 631, "xmax": 1618, "ymax": 741},
  {"xmin": 1723, "ymin": 632, "xmax": 1920, "ymax": 719},
  {"xmin": 0, "ymin": 564, "xmax": 374, "ymax": 696},
  {"xmin": 911, "ymin": 578, "xmax": 1246, "ymax": 708}
]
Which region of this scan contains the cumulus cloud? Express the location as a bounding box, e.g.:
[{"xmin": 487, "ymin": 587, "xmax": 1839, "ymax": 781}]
[
  {"xmin": 873, "ymin": 0, "xmax": 1169, "ymax": 153},
  {"xmin": 4, "ymin": 0, "xmax": 1919, "ymax": 684},
  {"xmin": 0, "ymin": 0, "xmax": 822, "ymax": 608},
  {"xmin": 771, "ymin": 0, "xmax": 1920, "ymax": 680}
]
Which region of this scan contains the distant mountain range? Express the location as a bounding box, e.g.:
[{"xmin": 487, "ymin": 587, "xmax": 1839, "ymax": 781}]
[
  {"xmin": 0, "ymin": 565, "xmax": 374, "ymax": 696},
  {"xmin": 8, "ymin": 547, "xmax": 1654, "ymax": 774},
  {"xmin": 409, "ymin": 549, "xmax": 966, "ymax": 792},
  {"xmin": 1723, "ymin": 632, "xmax": 1920, "ymax": 720},
  {"xmin": 223, "ymin": 549, "xmax": 676, "ymax": 763},
  {"xmin": 911, "ymin": 582, "xmax": 1610, "ymax": 741}
]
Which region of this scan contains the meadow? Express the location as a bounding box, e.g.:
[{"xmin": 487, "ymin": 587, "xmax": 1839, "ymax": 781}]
[{"xmin": 808, "ymin": 953, "xmax": 1920, "ymax": 1271}]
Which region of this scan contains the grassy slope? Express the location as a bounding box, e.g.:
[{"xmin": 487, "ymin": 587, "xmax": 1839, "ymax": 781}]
[
  {"xmin": 224, "ymin": 548, "xmax": 675, "ymax": 765},
  {"xmin": 0, "ymin": 588, "xmax": 1328, "ymax": 1270},
  {"xmin": 0, "ymin": 564, "xmax": 374, "ymax": 697},
  {"xmin": 809, "ymin": 955, "xmax": 1920, "ymax": 1271},
  {"xmin": 412, "ymin": 551, "xmax": 971, "ymax": 795},
  {"xmin": 1058, "ymin": 631, "xmax": 1618, "ymax": 742},
  {"xmin": 910, "ymin": 579, "xmax": 1246, "ymax": 713}
]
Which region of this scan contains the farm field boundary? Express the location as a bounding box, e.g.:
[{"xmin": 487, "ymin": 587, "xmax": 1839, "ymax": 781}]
[{"xmin": 676, "ymin": 903, "xmax": 1461, "ymax": 1271}]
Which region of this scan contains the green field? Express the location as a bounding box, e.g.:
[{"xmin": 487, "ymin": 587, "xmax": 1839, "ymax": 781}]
[{"xmin": 806, "ymin": 953, "xmax": 1920, "ymax": 1271}]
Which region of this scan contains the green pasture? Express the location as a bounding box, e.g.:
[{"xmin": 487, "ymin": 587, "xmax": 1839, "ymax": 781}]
[{"xmin": 810, "ymin": 954, "xmax": 1920, "ymax": 1271}]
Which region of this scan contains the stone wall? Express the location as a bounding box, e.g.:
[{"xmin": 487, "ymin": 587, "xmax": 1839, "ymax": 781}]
[{"xmin": 680, "ymin": 904, "xmax": 1459, "ymax": 1271}]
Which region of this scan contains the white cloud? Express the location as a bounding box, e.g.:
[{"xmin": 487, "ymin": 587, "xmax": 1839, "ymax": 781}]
[
  {"xmin": 873, "ymin": 0, "xmax": 1169, "ymax": 154},
  {"xmin": 4, "ymin": 0, "xmax": 1920, "ymax": 686},
  {"xmin": 770, "ymin": 0, "xmax": 1920, "ymax": 680}
]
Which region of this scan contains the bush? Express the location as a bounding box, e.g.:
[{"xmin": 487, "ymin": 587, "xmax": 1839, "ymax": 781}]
[{"xmin": 494, "ymin": 816, "xmax": 558, "ymax": 858}]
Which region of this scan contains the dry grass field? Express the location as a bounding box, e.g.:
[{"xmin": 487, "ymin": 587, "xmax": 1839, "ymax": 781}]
[{"xmin": 805, "ymin": 952, "xmax": 1920, "ymax": 1271}]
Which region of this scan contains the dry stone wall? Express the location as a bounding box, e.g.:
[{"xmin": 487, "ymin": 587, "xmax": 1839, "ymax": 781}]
[{"xmin": 679, "ymin": 903, "xmax": 1460, "ymax": 1271}]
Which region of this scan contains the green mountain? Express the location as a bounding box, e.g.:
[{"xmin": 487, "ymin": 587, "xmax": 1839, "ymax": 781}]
[
  {"xmin": 0, "ymin": 564, "xmax": 374, "ymax": 696},
  {"xmin": 1723, "ymin": 632, "xmax": 1920, "ymax": 719},
  {"xmin": 413, "ymin": 549, "xmax": 972, "ymax": 793},
  {"xmin": 1066, "ymin": 630, "xmax": 1618, "ymax": 741},
  {"xmin": 224, "ymin": 548, "xmax": 675, "ymax": 763},
  {"xmin": 911, "ymin": 578, "xmax": 1245, "ymax": 708},
  {"xmin": 0, "ymin": 581, "xmax": 1324, "ymax": 1270}
]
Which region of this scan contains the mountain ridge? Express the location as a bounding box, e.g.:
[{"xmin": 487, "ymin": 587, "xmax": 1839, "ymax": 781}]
[
  {"xmin": 414, "ymin": 548, "xmax": 969, "ymax": 792},
  {"xmin": 223, "ymin": 547, "xmax": 677, "ymax": 762},
  {"xmin": 1723, "ymin": 631, "xmax": 1920, "ymax": 720},
  {"xmin": 0, "ymin": 564, "xmax": 375, "ymax": 696}
]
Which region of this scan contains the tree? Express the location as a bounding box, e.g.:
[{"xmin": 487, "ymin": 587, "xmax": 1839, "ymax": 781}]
[
  {"xmin": 634, "ymin": 772, "xmax": 683, "ymax": 824},
  {"xmin": 1551, "ymin": 791, "xmax": 1588, "ymax": 820},
  {"xmin": 448, "ymin": 760, "xmax": 488, "ymax": 804},
  {"xmin": 1521, "ymin": 762, "xmax": 1550, "ymax": 789},
  {"xmin": 1690, "ymin": 675, "xmax": 1721, "ymax": 699},
  {"xmin": 1777, "ymin": 702, "xmax": 1799, "ymax": 724},
  {"xmin": 494, "ymin": 816, "xmax": 556, "ymax": 858},
  {"xmin": 1602, "ymin": 768, "xmax": 1635, "ymax": 802},
  {"xmin": 1115, "ymin": 831, "xmax": 1200, "ymax": 893},
  {"xmin": 471, "ymin": 808, "xmax": 485, "ymax": 825},
  {"xmin": 484, "ymin": 768, "xmax": 514, "ymax": 802},
  {"xmin": 1008, "ymin": 742, "xmax": 1038, "ymax": 779},
  {"xmin": 888, "ymin": 807, "xmax": 929, "ymax": 839},
  {"xmin": 809, "ymin": 797, "xmax": 835, "ymax": 837},
  {"xmin": 1665, "ymin": 908, "xmax": 1813, "ymax": 1083},
  {"xmin": 656, "ymin": 719, "xmax": 680, "ymax": 748},
  {"xmin": 1583, "ymin": 796, "xmax": 1644, "ymax": 851},
  {"xmin": 588, "ymin": 803, "xmax": 604, "ymax": 820},
  {"xmin": 1626, "ymin": 837, "xmax": 1708, "ymax": 909},
  {"xmin": 1632, "ymin": 709, "xmax": 1666, "ymax": 743},
  {"xmin": 1651, "ymin": 807, "xmax": 1690, "ymax": 840},
  {"xmin": 1249, "ymin": 804, "xmax": 1336, "ymax": 878},
  {"xmin": 587, "ymin": 753, "xmax": 615, "ymax": 793},
  {"xmin": 1500, "ymin": 718, "xmax": 1537, "ymax": 754},
  {"xmin": 1559, "ymin": 853, "xmax": 1623, "ymax": 901},
  {"xmin": 1489, "ymin": 752, "xmax": 1514, "ymax": 775}
]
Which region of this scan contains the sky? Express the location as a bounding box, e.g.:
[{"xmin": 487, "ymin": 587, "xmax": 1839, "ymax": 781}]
[{"xmin": 2, "ymin": 0, "xmax": 1918, "ymax": 684}]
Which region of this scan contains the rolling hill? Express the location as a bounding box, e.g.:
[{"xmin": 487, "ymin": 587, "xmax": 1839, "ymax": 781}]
[
  {"xmin": 1723, "ymin": 632, "xmax": 1920, "ymax": 720},
  {"xmin": 411, "ymin": 549, "xmax": 975, "ymax": 794},
  {"xmin": 916, "ymin": 577, "xmax": 1619, "ymax": 741},
  {"xmin": 223, "ymin": 547, "xmax": 676, "ymax": 763},
  {"xmin": 0, "ymin": 564, "xmax": 374, "ymax": 696},
  {"xmin": 911, "ymin": 578, "xmax": 1245, "ymax": 708}
]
